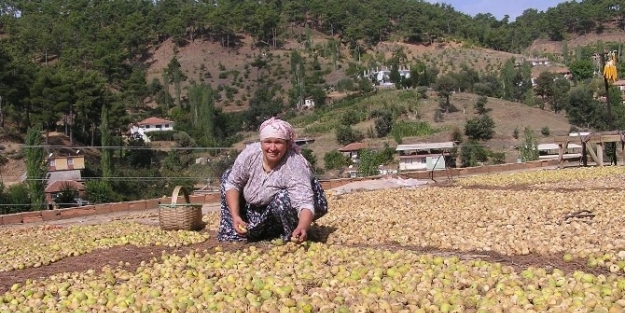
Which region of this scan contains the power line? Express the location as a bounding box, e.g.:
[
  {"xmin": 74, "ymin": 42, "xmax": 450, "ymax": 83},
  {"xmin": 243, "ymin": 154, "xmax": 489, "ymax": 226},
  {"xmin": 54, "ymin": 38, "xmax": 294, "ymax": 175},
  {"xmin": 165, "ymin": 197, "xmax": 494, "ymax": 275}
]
[
  {"xmin": 21, "ymin": 145, "xmax": 239, "ymax": 151},
  {"xmin": 22, "ymin": 177, "xmax": 221, "ymax": 181}
]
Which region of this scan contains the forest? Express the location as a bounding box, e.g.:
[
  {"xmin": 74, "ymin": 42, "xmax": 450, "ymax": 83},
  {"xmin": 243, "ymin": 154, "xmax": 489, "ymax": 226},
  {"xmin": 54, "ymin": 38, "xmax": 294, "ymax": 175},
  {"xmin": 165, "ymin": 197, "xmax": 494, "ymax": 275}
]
[
  {"xmin": 0, "ymin": 0, "xmax": 623, "ymax": 141},
  {"xmin": 1, "ymin": 0, "xmax": 625, "ymax": 212}
]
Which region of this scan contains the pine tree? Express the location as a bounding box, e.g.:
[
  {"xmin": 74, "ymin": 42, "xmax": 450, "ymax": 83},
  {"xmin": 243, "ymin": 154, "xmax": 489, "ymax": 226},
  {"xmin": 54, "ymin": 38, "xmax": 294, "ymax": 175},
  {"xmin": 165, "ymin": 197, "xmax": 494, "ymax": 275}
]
[
  {"xmin": 100, "ymin": 106, "xmax": 112, "ymax": 180},
  {"xmin": 25, "ymin": 126, "xmax": 45, "ymax": 211}
]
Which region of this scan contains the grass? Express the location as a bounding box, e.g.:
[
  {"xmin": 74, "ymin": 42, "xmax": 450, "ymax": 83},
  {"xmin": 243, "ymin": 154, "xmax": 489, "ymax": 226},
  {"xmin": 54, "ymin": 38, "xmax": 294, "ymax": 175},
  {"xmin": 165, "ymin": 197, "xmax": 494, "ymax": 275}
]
[{"xmin": 290, "ymin": 90, "xmax": 425, "ymax": 137}]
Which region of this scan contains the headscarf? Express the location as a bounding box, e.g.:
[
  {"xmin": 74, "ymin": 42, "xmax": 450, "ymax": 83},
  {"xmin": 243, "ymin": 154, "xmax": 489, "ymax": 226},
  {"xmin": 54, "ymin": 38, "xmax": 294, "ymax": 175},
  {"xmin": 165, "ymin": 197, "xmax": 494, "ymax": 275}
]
[{"xmin": 258, "ymin": 117, "xmax": 300, "ymax": 153}]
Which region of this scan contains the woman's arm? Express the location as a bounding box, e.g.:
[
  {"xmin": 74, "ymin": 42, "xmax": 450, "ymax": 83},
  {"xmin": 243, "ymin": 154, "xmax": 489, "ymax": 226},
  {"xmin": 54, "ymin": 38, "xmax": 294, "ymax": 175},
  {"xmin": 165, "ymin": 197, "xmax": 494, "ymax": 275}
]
[{"xmin": 287, "ymin": 156, "xmax": 317, "ymax": 231}]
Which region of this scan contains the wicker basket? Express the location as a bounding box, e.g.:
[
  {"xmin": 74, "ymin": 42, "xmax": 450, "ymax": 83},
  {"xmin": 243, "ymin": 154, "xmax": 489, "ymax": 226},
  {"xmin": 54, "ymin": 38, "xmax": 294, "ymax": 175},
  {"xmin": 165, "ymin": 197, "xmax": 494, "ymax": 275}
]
[{"xmin": 158, "ymin": 186, "xmax": 204, "ymax": 231}]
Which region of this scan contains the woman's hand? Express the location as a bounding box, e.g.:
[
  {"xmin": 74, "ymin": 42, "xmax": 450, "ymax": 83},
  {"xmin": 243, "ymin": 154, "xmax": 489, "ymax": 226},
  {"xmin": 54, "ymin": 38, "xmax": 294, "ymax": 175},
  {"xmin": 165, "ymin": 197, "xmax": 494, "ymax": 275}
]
[
  {"xmin": 233, "ymin": 215, "xmax": 248, "ymax": 235},
  {"xmin": 292, "ymin": 209, "xmax": 314, "ymax": 243}
]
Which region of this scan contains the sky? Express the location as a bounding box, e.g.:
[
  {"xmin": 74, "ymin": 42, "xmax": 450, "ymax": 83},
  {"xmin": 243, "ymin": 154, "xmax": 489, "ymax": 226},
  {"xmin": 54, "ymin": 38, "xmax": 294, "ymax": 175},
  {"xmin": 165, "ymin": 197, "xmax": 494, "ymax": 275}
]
[{"xmin": 425, "ymin": 0, "xmax": 568, "ymax": 21}]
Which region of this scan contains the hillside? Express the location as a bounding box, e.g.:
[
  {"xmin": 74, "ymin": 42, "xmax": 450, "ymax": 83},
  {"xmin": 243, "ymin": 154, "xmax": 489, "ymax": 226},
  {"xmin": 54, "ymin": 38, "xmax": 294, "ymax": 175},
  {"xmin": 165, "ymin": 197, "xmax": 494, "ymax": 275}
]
[
  {"xmin": 285, "ymin": 90, "xmax": 574, "ymax": 172},
  {"xmin": 1, "ymin": 0, "xmax": 625, "ymax": 188},
  {"xmin": 527, "ymin": 29, "xmax": 625, "ymax": 56}
]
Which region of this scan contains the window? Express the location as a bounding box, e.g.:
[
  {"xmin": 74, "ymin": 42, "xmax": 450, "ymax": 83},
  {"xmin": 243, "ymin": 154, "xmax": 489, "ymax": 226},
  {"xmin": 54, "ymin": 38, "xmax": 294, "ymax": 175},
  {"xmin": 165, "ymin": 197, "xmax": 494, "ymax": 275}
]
[{"xmin": 164, "ymin": 124, "xmax": 170, "ymax": 128}]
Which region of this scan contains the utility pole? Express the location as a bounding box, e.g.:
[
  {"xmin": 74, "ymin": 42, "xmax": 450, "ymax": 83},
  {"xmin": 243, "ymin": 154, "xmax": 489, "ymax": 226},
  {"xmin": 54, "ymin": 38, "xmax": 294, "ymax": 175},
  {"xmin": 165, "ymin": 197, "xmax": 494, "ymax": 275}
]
[
  {"xmin": 599, "ymin": 50, "xmax": 618, "ymax": 164},
  {"xmin": 599, "ymin": 51, "xmax": 614, "ymax": 130}
]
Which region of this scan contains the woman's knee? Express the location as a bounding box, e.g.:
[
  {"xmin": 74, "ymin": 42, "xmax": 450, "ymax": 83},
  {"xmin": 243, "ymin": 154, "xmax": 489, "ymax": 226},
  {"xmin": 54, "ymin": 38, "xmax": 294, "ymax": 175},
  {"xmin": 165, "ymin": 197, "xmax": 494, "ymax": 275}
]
[{"xmin": 270, "ymin": 190, "xmax": 292, "ymax": 211}]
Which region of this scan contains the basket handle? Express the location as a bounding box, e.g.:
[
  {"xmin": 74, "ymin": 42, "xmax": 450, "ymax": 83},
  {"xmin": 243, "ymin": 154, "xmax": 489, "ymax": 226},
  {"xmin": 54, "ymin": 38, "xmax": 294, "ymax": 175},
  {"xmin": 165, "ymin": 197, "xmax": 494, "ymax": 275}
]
[{"xmin": 170, "ymin": 186, "xmax": 191, "ymax": 206}]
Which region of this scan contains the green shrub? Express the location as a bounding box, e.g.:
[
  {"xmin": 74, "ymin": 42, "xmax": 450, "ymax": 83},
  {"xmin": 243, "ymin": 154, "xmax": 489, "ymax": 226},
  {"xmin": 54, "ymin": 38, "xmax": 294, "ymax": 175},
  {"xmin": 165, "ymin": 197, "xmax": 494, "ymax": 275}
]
[{"xmin": 390, "ymin": 121, "xmax": 436, "ymax": 139}]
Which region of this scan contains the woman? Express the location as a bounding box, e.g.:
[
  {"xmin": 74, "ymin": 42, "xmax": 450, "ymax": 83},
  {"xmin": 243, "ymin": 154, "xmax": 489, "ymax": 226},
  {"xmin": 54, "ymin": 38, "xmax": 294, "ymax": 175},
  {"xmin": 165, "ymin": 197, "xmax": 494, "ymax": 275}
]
[{"xmin": 217, "ymin": 117, "xmax": 329, "ymax": 243}]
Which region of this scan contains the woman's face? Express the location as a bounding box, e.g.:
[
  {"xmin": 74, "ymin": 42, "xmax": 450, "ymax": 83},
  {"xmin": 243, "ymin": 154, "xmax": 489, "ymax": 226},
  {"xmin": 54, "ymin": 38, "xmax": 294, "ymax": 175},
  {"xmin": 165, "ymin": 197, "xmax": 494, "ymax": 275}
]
[{"xmin": 261, "ymin": 138, "xmax": 288, "ymax": 163}]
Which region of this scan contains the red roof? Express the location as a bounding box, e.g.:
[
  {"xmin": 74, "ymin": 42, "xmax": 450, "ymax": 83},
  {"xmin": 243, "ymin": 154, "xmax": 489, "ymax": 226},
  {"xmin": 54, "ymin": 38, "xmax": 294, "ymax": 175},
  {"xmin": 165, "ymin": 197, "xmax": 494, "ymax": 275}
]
[
  {"xmin": 138, "ymin": 117, "xmax": 174, "ymax": 125},
  {"xmin": 338, "ymin": 142, "xmax": 366, "ymax": 152},
  {"xmin": 45, "ymin": 180, "xmax": 85, "ymax": 193}
]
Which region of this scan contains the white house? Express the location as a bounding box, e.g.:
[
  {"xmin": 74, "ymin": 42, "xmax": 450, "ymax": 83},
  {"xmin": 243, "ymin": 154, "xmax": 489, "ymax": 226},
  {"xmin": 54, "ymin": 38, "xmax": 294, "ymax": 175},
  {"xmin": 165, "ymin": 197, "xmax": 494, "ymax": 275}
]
[
  {"xmin": 129, "ymin": 117, "xmax": 175, "ymax": 142},
  {"xmin": 364, "ymin": 67, "xmax": 411, "ymax": 86},
  {"xmin": 396, "ymin": 142, "xmax": 457, "ymax": 171}
]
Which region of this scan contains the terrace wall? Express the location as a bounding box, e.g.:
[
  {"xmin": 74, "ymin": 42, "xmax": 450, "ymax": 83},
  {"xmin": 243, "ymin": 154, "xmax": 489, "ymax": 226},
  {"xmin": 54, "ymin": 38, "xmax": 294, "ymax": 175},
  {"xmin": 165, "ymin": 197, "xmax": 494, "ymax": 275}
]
[{"xmin": 0, "ymin": 159, "xmax": 561, "ymax": 226}]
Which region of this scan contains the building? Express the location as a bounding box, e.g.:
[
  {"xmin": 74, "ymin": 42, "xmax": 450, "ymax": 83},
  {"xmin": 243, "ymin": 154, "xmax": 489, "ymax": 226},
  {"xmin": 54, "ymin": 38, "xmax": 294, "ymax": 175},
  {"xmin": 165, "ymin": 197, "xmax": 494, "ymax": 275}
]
[
  {"xmin": 44, "ymin": 180, "xmax": 87, "ymax": 206},
  {"xmin": 338, "ymin": 142, "xmax": 367, "ymax": 163},
  {"xmin": 538, "ymin": 143, "xmax": 583, "ymax": 161},
  {"xmin": 48, "ymin": 154, "xmax": 85, "ymax": 172},
  {"xmin": 363, "ymin": 67, "xmax": 411, "ymax": 86},
  {"xmin": 396, "ymin": 142, "xmax": 457, "ymax": 171},
  {"xmin": 43, "ymin": 151, "xmax": 87, "ymax": 207},
  {"xmin": 129, "ymin": 117, "xmax": 175, "ymax": 142},
  {"xmin": 613, "ymin": 80, "xmax": 625, "ymax": 92}
]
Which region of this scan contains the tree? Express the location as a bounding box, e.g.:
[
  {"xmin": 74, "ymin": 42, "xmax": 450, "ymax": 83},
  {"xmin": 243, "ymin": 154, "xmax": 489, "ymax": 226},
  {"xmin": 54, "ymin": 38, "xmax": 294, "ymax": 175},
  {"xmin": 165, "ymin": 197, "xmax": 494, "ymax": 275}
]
[
  {"xmin": 100, "ymin": 105, "xmax": 113, "ymax": 180},
  {"xmin": 434, "ymin": 74, "xmax": 457, "ymax": 113},
  {"xmin": 357, "ymin": 149, "xmax": 380, "ymax": 177},
  {"xmin": 519, "ymin": 126, "xmax": 540, "ymax": 162},
  {"xmin": 551, "ymin": 77, "xmax": 570, "ymax": 113},
  {"xmin": 54, "ymin": 182, "xmax": 79, "ymax": 208},
  {"xmin": 465, "ymin": 115, "xmax": 495, "ymax": 141},
  {"xmin": 534, "ymin": 71, "xmax": 555, "ymax": 101},
  {"xmin": 460, "ymin": 141, "xmax": 489, "ymax": 167},
  {"xmin": 335, "ymin": 125, "xmax": 364, "ymax": 145},
  {"xmin": 323, "ymin": 151, "xmax": 350, "ymax": 170},
  {"xmin": 474, "ymin": 96, "xmax": 489, "ymax": 115},
  {"xmin": 289, "ymin": 51, "xmax": 306, "ymax": 108},
  {"xmin": 374, "ymin": 111, "xmax": 394, "ymax": 137},
  {"xmin": 165, "ymin": 57, "xmax": 187, "ymax": 107},
  {"xmin": 568, "ymin": 59, "xmax": 594, "ymax": 82},
  {"xmin": 25, "ymin": 125, "xmax": 45, "ymax": 211},
  {"xmin": 566, "ymin": 86, "xmax": 605, "ymax": 129}
]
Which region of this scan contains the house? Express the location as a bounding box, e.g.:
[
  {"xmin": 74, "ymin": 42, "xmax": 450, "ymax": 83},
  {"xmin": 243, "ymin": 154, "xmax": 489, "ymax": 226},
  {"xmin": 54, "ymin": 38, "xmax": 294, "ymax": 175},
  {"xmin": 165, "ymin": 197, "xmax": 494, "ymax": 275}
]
[
  {"xmin": 531, "ymin": 58, "xmax": 550, "ymax": 66},
  {"xmin": 613, "ymin": 80, "xmax": 625, "ymax": 92},
  {"xmin": 378, "ymin": 165, "xmax": 398, "ymax": 176},
  {"xmin": 538, "ymin": 143, "xmax": 583, "ymax": 161},
  {"xmin": 48, "ymin": 154, "xmax": 85, "ymax": 172},
  {"xmin": 129, "ymin": 117, "xmax": 175, "ymax": 143},
  {"xmin": 338, "ymin": 142, "xmax": 367, "ymax": 163},
  {"xmin": 44, "ymin": 180, "xmax": 86, "ymax": 206},
  {"xmin": 41, "ymin": 151, "xmax": 87, "ymax": 207},
  {"xmin": 396, "ymin": 141, "xmax": 457, "ymax": 171},
  {"xmin": 363, "ymin": 67, "xmax": 411, "ymax": 86},
  {"xmin": 344, "ymin": 165, "xmax": 359, "ymax": 178}
]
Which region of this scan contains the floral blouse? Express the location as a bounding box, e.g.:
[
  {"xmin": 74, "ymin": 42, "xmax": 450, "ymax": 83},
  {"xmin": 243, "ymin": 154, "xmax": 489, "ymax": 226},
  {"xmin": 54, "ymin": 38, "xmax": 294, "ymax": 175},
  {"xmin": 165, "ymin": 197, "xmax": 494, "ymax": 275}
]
[{"xmin": 223, "ymin": 142, "xmax": 316, "ymax": 216}]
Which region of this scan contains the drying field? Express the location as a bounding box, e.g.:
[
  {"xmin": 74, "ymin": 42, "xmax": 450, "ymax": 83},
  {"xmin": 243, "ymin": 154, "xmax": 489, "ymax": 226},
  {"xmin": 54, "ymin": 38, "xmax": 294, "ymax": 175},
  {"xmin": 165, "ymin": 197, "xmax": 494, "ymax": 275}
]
[{"xmin": 2, "ymin": 166, "xmax": 625, "ymax": 312}]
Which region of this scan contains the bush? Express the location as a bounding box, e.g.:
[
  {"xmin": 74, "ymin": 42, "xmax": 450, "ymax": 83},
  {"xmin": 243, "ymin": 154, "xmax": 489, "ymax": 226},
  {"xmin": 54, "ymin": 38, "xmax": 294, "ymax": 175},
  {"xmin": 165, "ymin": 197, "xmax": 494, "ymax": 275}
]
[
  {"xmin": 54, "ymin": 182, "xmax": 79, "ymax": 208},
  {"xmin": 460, "ymin": 141, "xmax": 489, "ymax": 167},
  {"xmin": 375, "ymin": 111, "xmax": 394, "ymax": 138},
  {"xmin": 450, "ymin": 126, "xmax": 463, "ymax": 144},
  {"xmin": 416, "ymin": 86, "xmax": 428, "ymax": 99},
  {"xmin": 336, "ymin": 78, "xmax": 356, "ymax": 92},
  {"xmin": 335, "ymin": 125, "xmax": 364, "ymax": 145},
  {"xmin": 541, "ymin": 126, "xmax": 551, "ymax": 137},
  {"xmin": 149, "ymin": 130, "xmax": 176, "ymax": 141},
  {"xmin": 465, "ymin": 115, "xmax": 495, "ymax": 141},
  {"xmin": 490, "ymin": 152, "xmax": 506, "ymax": 164},
  {"xmin": 323, "ymin": 150, "xmax": 350, "ymax": 170},
  {"xmin": 85, "ymin": 180, "xmax": 118, "ymax": 204},
  {"xmin": 0, "ymin": 183, "xmax": 31, "ymax": 214},
  {"xmin": 390, "ymin": 121, "xmax": 436, "ymax": 139}
]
